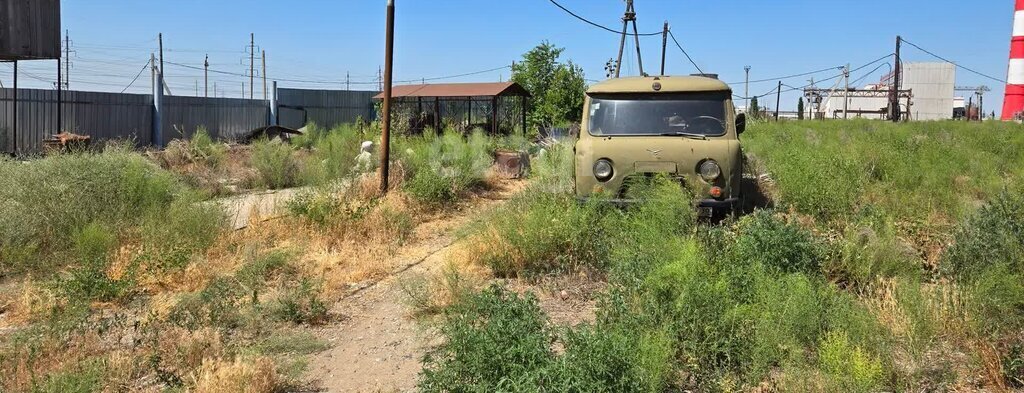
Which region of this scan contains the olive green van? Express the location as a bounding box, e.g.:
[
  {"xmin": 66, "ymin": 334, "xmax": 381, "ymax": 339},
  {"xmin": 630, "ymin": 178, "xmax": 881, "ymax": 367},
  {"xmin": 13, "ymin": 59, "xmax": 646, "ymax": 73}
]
[{"xmin": 574, "ymin": 75, "xmax": 745, "ymax": 217}]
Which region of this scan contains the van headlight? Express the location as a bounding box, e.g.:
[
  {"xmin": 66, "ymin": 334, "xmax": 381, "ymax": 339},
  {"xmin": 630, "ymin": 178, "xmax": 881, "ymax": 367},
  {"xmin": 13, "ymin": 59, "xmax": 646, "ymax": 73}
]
[
  {"xmin": 593, "ymin": 159, "xmax": 614, "ymax": 182},
  {"xmin": 699, "ymin": 160, "xmax": 721, "ymax": 181}
]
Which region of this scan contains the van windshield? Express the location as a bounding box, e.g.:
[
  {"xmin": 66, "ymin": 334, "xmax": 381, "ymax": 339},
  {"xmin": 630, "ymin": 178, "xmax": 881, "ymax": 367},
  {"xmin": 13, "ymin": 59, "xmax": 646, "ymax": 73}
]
[{"xmin": 588, "ymin": 92, "xmax": 729, "ymax": 136}]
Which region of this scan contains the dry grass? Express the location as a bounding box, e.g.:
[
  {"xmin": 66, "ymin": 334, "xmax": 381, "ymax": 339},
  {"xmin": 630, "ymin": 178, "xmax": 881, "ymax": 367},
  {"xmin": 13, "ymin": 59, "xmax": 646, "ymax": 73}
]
[{"xmin": 191, "ymin": 357, "xmax": 279, "ymax": 393}]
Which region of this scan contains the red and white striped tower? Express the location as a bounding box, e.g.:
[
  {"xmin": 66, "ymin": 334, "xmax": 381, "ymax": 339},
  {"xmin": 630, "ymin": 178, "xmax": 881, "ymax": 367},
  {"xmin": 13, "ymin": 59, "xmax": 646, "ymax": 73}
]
[{"xmin": 1002, "ymin": 0, "xmax": 1024, "ymax": 120}]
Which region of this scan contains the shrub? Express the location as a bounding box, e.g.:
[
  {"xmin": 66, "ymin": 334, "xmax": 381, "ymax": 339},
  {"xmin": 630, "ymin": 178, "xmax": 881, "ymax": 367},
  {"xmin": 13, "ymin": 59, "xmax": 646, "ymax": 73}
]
[
  {"xmin": 419, "ymin": 286, "xmax": 554, "ymax": 392},
  {"xmin": 31, "ymin": 361, "xmax": 105, "ymax": 393},
  {"xmin": 818, "ymin": 330, "xmax": 886, "ymax": 393},
  {"xmin": 553, "ymin": 325, "xmax": 675, "ymax": 393},
  {"xmin": 733, "ymin": 211, "xmax": 823, "ymax": 275},
  {"xmin": 530, "ymin": 141, "xmax": 575, "ymax": 193},
  {"xmin": 267, "ymin": 279, "xmax": 328, "ymax": 325},
  {"xmin": 465, "ymin": 192, "xmax": 608, "ymax": 277},
  {"xmin": 251, "ymin": 139, "xmax": 300, "ymax": 189},
  {"xmin": 300, "ymin": 124, "xmax": 368, "ymax": 185},
  {"xmin": 400, "ymin": 129, "xmax": 492, "ymax": 206},
  {"xmin": 942, "ymin": 192, "xmax": 1024, "ymax": 282},
  {"xmin": 138, "ymin": 196, "xmax": 225, "ymax": 271},
  {"xmin": 0, "ymin": 149, "xmax": 182, "ymax": 276},
  {"xmin": 57, "ymin": 222, "xmax": 134, "ymax": 302}
]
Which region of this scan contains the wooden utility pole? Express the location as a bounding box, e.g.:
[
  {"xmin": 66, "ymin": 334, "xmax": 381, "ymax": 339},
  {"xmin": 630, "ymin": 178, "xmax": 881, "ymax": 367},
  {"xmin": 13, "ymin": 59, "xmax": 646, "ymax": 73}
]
[
  {"xmin": 660, "ymin": 22, "xmax": 668, "ymax": 76},
  {"xmin": 379, "ymin": 0, "xmax": 396, "ymax": 193},
  {"xmin": 744, "ymin": 66, "xmax": 751, "ymax": 111},
  {"xmin": 775, "ymin": 81, "xmax": 782, "ymax": 121},
  {"xmin": 204, "ymin": 54, "xmax": 209, "ymax": 98},
  {"xmin": 249, "ymin": 33, "xmax": 255, "ymax": 99},
  {"xmin": 262, "ymin": 50, "xmax": 267, "ymax": 101},
  {"xmin": 843, "ymin": 63, "xmax": 850, "ymax": 119},
  {"xmin": 891, "ymin": 36, "xmax": 902, "ymax": 122}
]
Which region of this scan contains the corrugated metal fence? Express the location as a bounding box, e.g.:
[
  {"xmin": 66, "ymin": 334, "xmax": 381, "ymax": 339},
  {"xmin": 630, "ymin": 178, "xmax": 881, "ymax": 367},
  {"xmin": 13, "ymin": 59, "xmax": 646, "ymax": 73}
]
[
  {"xmin": 162, "ymin": 96, "xmax": 268, "ymax": 145},
  {"xmin": 0, "ymin": 87, "xmax": 378, "ymax": 154},
  {"xmin": 0, "ymin": 88, "xmax": 152, "ymax": 153},
  {"xmin": 277, "ymin": 89, "xmax": 378, "ymax": 130}
]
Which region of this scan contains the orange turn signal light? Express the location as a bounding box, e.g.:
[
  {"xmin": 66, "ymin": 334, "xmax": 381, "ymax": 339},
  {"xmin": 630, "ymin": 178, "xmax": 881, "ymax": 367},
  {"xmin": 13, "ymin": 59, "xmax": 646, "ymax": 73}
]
[{"xmin": 709, "ymin": 186, "xmax": 723, "ymax": 198}]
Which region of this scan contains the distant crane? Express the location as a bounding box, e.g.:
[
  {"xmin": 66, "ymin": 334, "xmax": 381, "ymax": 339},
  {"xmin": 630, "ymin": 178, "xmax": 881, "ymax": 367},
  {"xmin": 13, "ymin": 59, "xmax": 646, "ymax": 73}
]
[{"xmin": 956, "ymin": 85, "xmax": 991, "ymax": 120}]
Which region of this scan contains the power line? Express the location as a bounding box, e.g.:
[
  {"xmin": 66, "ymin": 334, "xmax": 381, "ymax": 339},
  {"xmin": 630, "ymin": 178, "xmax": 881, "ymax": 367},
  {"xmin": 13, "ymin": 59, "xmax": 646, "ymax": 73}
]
[
  {"xmin": 546, "ymin": 0, "xmax": 661, "ymax": 36},
  {"xmin": 121, "ymin": 59, "xmax": 151, "ymax": 93},
  {"xmin": 729, "ymin": 65, "xmax": 844, "ymax": 85},
  {"xmin": 900, "ymin": 38, "xmax": 1006, "ymax": 84},
  {"xmin": 166, "ymin": 60, "xmax": 510, "ymax": 86},
  {"xmin": 667, "ymin": 29, "xmax": 704, "ymax": 75}
]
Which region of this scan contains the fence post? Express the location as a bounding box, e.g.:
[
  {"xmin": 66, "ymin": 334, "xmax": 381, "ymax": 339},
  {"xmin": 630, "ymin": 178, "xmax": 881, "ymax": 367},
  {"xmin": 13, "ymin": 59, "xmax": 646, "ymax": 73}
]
[
  {"xmin": 153, "ymin": 65, "xmax": 164, "ymax": 149},
  {"xmin": 270, "ymin": 81, "xmax": 278, "ymax": 126}
]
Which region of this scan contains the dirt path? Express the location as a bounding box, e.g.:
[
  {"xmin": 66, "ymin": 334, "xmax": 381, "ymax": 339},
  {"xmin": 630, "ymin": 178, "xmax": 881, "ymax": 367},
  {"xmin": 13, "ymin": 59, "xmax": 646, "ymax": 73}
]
[{"xmin": 306, "ymin": 189, "xmax": 513, "ymax": 393}]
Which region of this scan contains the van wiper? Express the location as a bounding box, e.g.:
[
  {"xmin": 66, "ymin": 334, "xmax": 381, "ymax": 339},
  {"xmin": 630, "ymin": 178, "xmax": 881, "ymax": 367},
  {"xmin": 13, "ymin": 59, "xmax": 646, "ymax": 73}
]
[{"xmin": 660, "ymin": 132, "xmax": 707, "ymax": 140}]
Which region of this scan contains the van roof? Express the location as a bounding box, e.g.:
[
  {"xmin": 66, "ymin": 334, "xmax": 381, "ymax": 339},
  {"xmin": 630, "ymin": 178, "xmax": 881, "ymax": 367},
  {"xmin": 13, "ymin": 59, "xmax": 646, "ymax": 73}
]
[{"xmin": 587, "ymin": 76, "xmax": 731, "ymax": 95}]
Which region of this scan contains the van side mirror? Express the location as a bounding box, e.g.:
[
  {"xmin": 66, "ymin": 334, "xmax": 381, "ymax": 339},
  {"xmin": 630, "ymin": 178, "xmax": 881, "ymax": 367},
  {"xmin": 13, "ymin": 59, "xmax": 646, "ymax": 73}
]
[{"xmin": 736, "ymin": 113, "xmax": 746, "ymax": 135}]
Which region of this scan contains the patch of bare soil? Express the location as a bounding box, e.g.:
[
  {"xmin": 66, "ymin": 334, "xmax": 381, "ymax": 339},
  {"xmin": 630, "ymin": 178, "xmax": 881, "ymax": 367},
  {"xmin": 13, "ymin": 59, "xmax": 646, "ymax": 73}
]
[{"xmin": 306, "ymin": 180, "xmax": 529, "ymax": 392}]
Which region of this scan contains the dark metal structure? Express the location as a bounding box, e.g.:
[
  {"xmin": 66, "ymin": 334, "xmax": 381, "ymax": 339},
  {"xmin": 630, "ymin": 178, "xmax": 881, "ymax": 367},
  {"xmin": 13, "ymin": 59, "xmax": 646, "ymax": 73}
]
[{"xmin": 373, "ymin": 82, "xmax": 530, "ymax": 135}]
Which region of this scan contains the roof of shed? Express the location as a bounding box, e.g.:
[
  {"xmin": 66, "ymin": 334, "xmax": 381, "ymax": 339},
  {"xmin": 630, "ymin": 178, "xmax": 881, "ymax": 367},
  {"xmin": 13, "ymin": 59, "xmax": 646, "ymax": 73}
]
[{"xmin": 373, "ymin": 82, "xmax": 530, "ymax": 99}]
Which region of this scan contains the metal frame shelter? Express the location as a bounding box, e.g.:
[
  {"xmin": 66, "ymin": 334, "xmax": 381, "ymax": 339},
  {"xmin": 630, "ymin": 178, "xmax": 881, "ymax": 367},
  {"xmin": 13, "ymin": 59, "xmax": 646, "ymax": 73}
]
[{"xmin": 373, "ymin": 82, "xmax": 530, "ymax": 135}]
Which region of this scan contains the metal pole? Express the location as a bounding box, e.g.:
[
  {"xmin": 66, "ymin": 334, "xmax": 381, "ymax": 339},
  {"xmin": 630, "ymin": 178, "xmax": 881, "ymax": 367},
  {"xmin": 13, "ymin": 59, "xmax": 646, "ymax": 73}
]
[
  {"xmin": 152, "ymin": 54, "xmax": 163, "ymax": 149},
  {"xmin": 262, "ymin": 50, "xmax": 267, "ymax": 101},
  {"xmin": 204, "ymin": 54, "xmax": 209, "ymax": 98},
  {"xmin": 843, "ymin": 63, "xmax": 849, "ymax": 119},
  {"xmin": 12, "ymin": 61, "xmax": 17, "ymax": 155},
  {"xmin": 158, "ymin": 33, "xmax": 164, "ymax": 78},
  {"xmin": 744, "ymin": 66, "xmax": 750, "ymax": 112},
  {"xmin": 629, "ymin": 2, "xmax": 644, "ymax": 76},
  {"xmin": 660, "ymin": 22, "xmax": 668, "ymax": 76},
  {"xmin": 379, "ymin": 0, "xmax": 396, "ymax": 194},
  {"xmin": 65, "ymin": 30, "xmax": 70, "ymax": 89},
  {"xmin": 57, "ymin": 57, "xmax": 62, "ymax": 134},
  {"xmin": 250, "ymin": 33, "xmax": 255, "ymax": 100},
  {"xmin": 775, "ymin": 81, "xmax": 782, "ymax": 121},
  {"xmin": 270, "ymin": 81, "xmax": 278, "ymax": 125}
]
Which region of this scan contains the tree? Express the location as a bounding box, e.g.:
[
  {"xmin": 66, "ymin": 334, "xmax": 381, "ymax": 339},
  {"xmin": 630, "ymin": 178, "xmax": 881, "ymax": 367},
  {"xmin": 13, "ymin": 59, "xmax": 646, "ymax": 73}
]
[
  {"xmin": 797, "ymin": 97, "xmax": 805, "ymax": 120},
  {"xmin": 511, "ymin": 41, "xmax": 587, "ymax": 136},
  {"xmin": 749, "ymin": 96, "xmax": 760, "ymax": 120}
]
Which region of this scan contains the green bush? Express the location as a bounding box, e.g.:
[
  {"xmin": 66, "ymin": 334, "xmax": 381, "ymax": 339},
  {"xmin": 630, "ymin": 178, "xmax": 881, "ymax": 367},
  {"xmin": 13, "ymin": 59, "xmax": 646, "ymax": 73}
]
[
  {"xmin": 300, "ymin": 124, "xmax": 369, "ymax": 185},
  {"xmin": 268, "ymin": 278, "xmax": 328, "ymax": 325},
  {"xmin": 473, "ymin": 191, "xmax": 608, "ymax": 277},
  {"xmin": 818, "ymin": 330, "xmax": 886, "ymax": 393},
  {"xmin": 420, "ymin": 286, "xmax": 553, "ymax": 392},
  {"xmin": 57, "ymin": 222, "xmax": 133, "ymax": 302},
  {"xmin": 942, "ymin": 192, "xmax": 1024, "ymax": 282},
  {"xmin": 0, "ymin": 148, "xmax": 182, "ymax": 276},
  {"xmin": 251, "ymin": 139, "xmax": 300, "ymax": 189},
  {"xmin": 31, "ymin": 360, "xmax": 105, "ymax": 393},
  {"xmin": 138, "ymin": 197, "xmax": 225, "ymax": 271},
  {"xmin": 400, "ymin": 129, "xmax": 492, "ymax": 206},
  {"xmin": 553, "ymin": 326, "xmax": 675, "ymax": 393},
  {"xmin": 733, "ymin": 211, "xmax": 823, "ymax": 275}
]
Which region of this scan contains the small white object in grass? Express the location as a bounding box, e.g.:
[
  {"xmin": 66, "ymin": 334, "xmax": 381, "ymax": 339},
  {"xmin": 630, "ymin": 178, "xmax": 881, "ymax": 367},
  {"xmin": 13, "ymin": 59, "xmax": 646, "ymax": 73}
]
[{"xmin": 354, "ymin": 141, "xmax": 375, "ymax": 172}]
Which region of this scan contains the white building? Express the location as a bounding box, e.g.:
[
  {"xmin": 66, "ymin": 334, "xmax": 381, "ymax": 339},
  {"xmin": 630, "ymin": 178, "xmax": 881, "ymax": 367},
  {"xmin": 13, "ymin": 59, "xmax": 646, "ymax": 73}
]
[{"xmin": 817, "ymin": 62, "xmax": 956, "ymax": 121}]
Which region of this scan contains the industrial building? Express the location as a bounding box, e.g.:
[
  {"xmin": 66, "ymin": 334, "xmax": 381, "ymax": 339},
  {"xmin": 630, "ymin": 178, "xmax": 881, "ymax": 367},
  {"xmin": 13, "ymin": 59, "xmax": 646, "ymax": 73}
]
[{"xmin": 812, "ymin": 62, "xmax": 956, "ymax": 121}]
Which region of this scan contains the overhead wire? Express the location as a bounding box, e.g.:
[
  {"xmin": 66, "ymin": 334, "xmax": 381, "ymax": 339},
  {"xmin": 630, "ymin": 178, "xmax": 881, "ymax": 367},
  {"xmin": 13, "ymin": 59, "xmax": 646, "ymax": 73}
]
[
  {"xmin": 121, "ymin": 59, "xmax": 152, "ymax": 93},
  {"xmin": 900, "ymin": 37, "xmax": 1006, "ymax": 84},
  {"xmin": 667, "ymin": 29, "xmax": 704, "ymax": 74},
  {"xmin": 545, "ymin": 0, "xmax": 662, "ymax": 36}
]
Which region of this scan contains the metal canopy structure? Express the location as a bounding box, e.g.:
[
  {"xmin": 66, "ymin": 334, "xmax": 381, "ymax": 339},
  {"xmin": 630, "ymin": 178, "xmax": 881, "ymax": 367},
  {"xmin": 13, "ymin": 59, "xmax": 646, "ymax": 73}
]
[{"xmin": 374, "ymin": 82, "xmax": 530, "ymax": 135}]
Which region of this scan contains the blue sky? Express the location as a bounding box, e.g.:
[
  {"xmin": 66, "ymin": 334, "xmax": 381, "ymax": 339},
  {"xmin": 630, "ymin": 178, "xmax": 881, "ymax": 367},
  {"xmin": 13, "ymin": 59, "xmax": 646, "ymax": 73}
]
[{"xmin": 0, "ymin": 0, "xmax": 1015, "ymax": 113}]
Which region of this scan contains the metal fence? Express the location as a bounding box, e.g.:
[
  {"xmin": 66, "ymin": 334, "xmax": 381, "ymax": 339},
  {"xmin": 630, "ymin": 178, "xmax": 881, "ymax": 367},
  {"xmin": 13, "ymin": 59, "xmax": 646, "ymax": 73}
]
[
  {"xmin": 277, "ymin": 88, "xmax": 378, "ymax": 130},
  {"xmin": 162, "ymin": 95, "xmax": 268, "ymax": 145},
  {"xmin": 0, "ymin": 87, "xmax": 379, "ymax": 154},
  {"xmin": 0, "ymin": 88, "xmax": 152, "ymax": 153}
]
